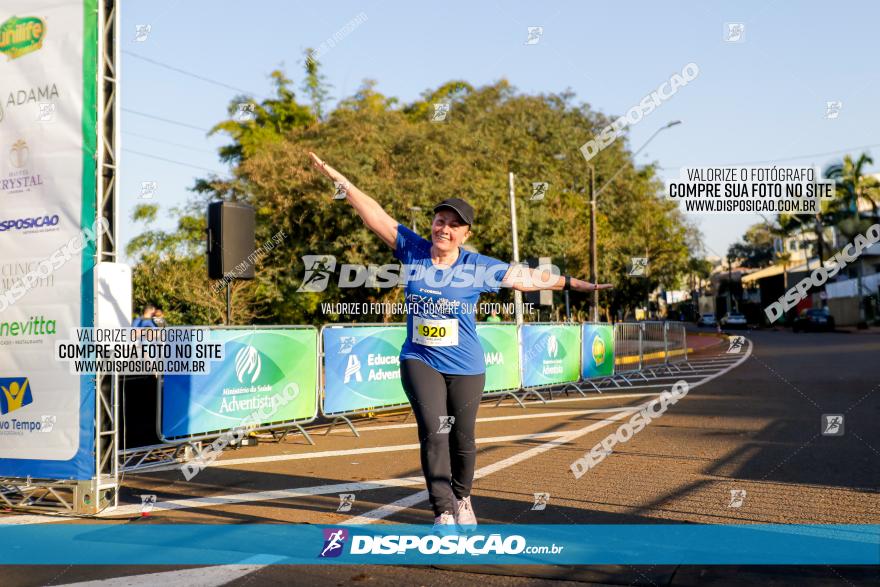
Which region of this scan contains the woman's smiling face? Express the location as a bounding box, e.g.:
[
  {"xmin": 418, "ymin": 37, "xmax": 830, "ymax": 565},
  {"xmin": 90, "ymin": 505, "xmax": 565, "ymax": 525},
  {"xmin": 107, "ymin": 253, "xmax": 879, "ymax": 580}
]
[{"xmin": 431, "ymin": 209, "xmax": 471, "ymax": 254}]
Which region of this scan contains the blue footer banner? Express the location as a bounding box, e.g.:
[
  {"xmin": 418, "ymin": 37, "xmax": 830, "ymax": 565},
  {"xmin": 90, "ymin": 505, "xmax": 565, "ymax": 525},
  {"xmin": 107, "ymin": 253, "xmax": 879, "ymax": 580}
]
[{"xmin": 0, "ymin": 524, "xmax": 877, "ymax": 565}]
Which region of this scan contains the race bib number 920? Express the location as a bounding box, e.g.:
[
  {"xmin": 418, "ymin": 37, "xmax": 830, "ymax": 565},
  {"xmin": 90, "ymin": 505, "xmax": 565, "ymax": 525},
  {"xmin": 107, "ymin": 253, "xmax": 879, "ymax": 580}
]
[{"xmin": 412, "ymin": 316, "xmax": 459, "ymax": 347}]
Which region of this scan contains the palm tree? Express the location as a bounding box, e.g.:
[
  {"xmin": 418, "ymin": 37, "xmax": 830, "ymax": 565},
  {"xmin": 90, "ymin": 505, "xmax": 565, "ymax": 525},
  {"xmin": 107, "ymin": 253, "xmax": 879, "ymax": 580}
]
[
  {"xmin": 824, "ymin": 153, "xmax": 879, "ymax": 326},
  {"xmin": 774, "ymin": 214, "xmax": 803, "ymax": 291}
]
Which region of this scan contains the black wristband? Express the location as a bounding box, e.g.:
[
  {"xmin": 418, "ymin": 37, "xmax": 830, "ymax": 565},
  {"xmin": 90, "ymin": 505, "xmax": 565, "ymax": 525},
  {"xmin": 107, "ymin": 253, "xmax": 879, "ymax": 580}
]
[{"xmin": 564, "ymin": 275, "xmax": 571, "ymax": 291}]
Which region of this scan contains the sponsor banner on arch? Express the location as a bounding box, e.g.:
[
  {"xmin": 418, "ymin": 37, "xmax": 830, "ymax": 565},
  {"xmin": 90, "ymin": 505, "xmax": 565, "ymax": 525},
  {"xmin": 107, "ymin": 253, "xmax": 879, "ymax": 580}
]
[
  {"xmin": 161, "ymin": 328, "xmax": 318, "ymax": 440},
  {"xmin": 0, "ymin": 0, "xmax": 98, "ymax": 479}
]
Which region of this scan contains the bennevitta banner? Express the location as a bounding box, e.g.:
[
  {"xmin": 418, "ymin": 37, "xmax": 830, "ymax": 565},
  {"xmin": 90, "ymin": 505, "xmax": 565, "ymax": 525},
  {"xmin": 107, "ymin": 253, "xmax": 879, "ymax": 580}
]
[{"xmin": 0, "ymin": 0, "xmax": 98, "ymax": 479}]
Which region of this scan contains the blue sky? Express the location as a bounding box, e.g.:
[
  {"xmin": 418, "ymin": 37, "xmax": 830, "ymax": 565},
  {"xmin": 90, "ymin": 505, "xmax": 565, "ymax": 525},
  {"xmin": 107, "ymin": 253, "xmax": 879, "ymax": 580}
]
[{"xmin": 120, "ymin": 0, "xmax": 879, "ymax": 263}]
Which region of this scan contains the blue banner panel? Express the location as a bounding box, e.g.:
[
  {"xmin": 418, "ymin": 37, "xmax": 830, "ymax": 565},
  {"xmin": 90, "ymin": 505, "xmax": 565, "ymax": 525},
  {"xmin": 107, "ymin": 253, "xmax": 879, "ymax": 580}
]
[
  {"xmin": 322, "ymin": 326, "xmax": 408, "ymax": 415},
  {"xmin": 0, "ymin": 524, "xmax": 877, "ymax": 565},
  {"xmin": 581, "ymin": 324, "xmax": 614, "ymax": 379}
]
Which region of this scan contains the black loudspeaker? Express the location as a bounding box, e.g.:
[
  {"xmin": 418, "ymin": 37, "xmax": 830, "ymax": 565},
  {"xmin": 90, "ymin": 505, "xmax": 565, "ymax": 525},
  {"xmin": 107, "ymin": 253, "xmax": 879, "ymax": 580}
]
[{"xmin": 207, "ymin": 201, "xmax": 256, "ymax": 280}]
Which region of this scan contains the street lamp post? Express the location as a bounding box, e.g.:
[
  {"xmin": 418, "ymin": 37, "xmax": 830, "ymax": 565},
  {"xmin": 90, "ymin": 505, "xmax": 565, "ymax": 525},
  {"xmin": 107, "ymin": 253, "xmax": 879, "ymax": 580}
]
[
  {"xmin": 409, "ymin": 206, "xmax": 422, "ymax": 232},
  {"xmin": 508, "ymin": 172, "xmax": 524, "ymax": 326},
  {"xmin": 588, "ymin": 120, "xmax": 682, "ymax": 321}
]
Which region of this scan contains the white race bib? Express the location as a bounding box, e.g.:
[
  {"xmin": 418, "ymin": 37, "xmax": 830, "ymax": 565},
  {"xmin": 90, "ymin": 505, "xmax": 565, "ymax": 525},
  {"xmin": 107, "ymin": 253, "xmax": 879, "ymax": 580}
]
[{"xmin": 412, "ymin": 316, "xmax": 459, "ymax": 347}]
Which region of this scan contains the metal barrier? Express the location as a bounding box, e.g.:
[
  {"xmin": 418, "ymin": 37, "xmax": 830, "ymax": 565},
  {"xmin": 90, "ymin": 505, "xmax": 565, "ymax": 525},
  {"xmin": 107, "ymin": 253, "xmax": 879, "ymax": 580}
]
[
  {"xmin": 320, "ymin": 323, "xmax": 410, "ymax": 437},
  {"xmin": 664, "ymin": 322, "xmax": 691, "ymax": 371},
  {"xmin": 641, "ymin": 321, "xmax": 667, "ymax": 373},
  {"xmin": 121, "ymin": 320, "xmax": 700, "ymax": 475},
  {"xmin": 157, "ymin": 325, "xmax": 320, "ymax": 446},
  {"xmin": 612, "ymin": 322, "xmax": 648, "ymax": 384},
  {"xmin": 565, "ymin": 322, "xmax": 616, "ymax": 394},
  {"xmin": 504, "ymin": 322, "xmax": 582, "ymax": 406}
]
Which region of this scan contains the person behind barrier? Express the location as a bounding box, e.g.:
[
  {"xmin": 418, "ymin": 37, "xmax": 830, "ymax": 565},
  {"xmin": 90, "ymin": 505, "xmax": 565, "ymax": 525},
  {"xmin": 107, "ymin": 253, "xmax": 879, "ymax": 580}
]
[
  {"xmin": 485, "ymin": 308, "xmax": 502, "ymax": 322},
  {"xmin": 153, "ymin": 307, "xmax": 168, "ymax": 328},
  {"xmin": 309, "ymin": 152, "xmax": 612, "ymax": 533},
  {"xmin": 132, "ymin": 304, "xmax": 157, "ymax": 328}
]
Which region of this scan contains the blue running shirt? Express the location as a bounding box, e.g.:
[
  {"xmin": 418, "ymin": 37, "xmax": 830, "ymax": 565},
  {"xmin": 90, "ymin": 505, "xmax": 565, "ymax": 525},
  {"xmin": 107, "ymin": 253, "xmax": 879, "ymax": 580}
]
[{"xmin": 393, "ymin": 224, "xmax": 510, "ymax": 375}]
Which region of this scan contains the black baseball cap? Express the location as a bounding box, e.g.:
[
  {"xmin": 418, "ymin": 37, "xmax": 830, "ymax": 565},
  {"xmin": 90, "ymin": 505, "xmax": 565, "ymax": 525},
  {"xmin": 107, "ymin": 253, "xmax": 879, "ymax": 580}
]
[{"xmin": 433, "ymin": 197, "xmax": 474, "ymax": 225}]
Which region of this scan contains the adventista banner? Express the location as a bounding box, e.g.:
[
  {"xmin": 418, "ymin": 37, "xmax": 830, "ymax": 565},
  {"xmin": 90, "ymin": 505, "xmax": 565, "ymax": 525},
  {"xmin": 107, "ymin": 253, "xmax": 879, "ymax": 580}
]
[
  {"xmin": 581, "ymin": 324, "xmax": 614, "ymax": 379},
  {"xmin": 161, "ymin": 328, "xmax": 318, "ymax": 440},
  {"xmin": 0, "ymin": 0, "xmax": 98, "ymax": 479},
  {"xmin": 520, "ymin": 324, "xmax": 580, "ymax": 388}
]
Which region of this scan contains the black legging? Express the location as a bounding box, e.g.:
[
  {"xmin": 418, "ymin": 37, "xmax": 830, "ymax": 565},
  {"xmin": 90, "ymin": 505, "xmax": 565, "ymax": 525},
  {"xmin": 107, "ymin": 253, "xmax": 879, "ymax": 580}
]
[{"xmin": 399, "ymin": 358, "xmax": 485, "ymax": 516}]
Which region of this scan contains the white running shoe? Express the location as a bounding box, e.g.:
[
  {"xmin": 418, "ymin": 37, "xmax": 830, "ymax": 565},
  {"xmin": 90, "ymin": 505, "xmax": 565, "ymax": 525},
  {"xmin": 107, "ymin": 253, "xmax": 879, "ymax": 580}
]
[
  {"xmin": 454, "ymin": 496, "xmax": 478, "ymax": 530},
  {"xmin": 432, "ymin": 510, "xmax": 457, "ymax": 535}
]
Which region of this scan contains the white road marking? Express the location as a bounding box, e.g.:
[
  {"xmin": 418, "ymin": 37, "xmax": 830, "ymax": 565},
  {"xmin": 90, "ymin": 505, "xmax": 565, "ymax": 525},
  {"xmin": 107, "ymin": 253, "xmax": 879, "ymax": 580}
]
[
  {"xmin": 344, "ymin": 339, "xmax": 753, "ymax": 524},
  {"xmin": 137, "ymin": 429, "xmax": 588, "ymax": 474},
  {"xmin": 343, "ymin": 410, "xmax": 636, "ymax": 524},
  {"xmin": 1, "ymin": 433, "xmax": 574, "ymax": 524},
  {"xmin": 132, "ymin": 404, "xmax": 651, "ymax": 474},
  {"xmin": 325, "ymin": 392, "xmax": 671, "ymax": 434},
  {"xmin": 55, "ymin": 556, "xmax": 280, "ymax": 587}
]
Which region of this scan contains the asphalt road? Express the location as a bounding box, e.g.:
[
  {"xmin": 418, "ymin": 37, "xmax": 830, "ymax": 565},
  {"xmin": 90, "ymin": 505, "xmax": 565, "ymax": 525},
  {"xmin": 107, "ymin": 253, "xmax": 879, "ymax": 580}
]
[{"xmin": 3, "ymin": 328, "xmax": 879, "ymax": 586}]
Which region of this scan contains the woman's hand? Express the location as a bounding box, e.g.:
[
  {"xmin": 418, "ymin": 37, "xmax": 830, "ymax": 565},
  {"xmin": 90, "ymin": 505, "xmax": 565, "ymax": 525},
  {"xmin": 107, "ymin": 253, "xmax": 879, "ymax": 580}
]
[
  {"xmin": 309, "ymin": 152, "xmax": 350, "ymax": 190},
  {"xmin": 308, "ymin": 152, "xmax": 399, "ymax": 248}
]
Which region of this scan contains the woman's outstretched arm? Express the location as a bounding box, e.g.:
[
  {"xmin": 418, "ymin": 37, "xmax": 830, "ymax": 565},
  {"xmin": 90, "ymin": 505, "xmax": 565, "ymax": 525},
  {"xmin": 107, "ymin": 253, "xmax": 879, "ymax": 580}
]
[
  {"xmin": 501, "ymin": 265, "xmax": 613, "ymax": 293},
  {"xmin": 309, "ymin": 152, "xmax": 398, "ymax": 249}
]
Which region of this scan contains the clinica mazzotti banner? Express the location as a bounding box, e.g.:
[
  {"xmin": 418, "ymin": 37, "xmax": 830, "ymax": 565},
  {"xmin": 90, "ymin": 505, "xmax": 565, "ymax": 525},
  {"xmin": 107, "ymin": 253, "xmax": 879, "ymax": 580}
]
[
  {"xmin": 161, "ymin": 328, "xmax": 318, "ymax": 440},
  {"xmin": 0, "ymin": 0, "xmax": 98, "ymax": 479}
]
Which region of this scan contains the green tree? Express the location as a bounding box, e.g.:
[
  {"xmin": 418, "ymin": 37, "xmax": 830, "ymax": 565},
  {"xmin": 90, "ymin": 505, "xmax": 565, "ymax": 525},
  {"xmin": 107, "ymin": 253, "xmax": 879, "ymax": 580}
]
[
  {"xmin": 728, "ymin": 222, "xmax": 776, "ymax": 268},
  {"xmin": 129, "ymin": 61, "xmax": 695, "ymax": 326},
  {"xmin": 824, "ymin": 153, "xmax": 880, "ymax": 326}
]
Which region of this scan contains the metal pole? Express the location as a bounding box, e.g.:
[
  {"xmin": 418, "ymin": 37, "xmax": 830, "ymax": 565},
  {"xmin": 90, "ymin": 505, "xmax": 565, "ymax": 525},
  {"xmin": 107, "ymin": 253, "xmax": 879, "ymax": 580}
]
[
  {"xmin": 563, "ymin": 253, "xmax": 571, "ymax": 321},
  {"xmin": 727, "ymin": 255, "xmax": 733, "ymax": 314},
  {"xmin": 638, "ymin": 323, "xmax": 644, "ymax": 371},
  {"xmin": 589, "ymin": 166, "xmax": 598, "ymax": 321},
  {"xmin": 586, "ymin": 122, "xmax": 681, "ymax": 325},
  {"xmin": 663, "ymin": 321, "xmax": 669, "ymax": 365},
  {"xmin": 409, "ymin": 205, "xmax": 422, "ymax": 232},
  {"xmin": 509, "ymin": 172, "xmax": 523, "ymax": 326},
  {"xmin": 226, "ymin": 282, "xmax": 232, "ymax": 325}
]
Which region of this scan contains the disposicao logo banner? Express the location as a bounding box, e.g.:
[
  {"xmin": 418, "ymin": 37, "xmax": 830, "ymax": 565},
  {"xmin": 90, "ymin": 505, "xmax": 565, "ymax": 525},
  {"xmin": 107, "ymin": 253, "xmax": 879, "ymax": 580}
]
[
  {"xmin": 2, "ymin": 524, "xmax": 878, "ymax": 565},
  {"xmin": 581, "ymin": 324, "xmax": 614, "ymax": 379},
  {"xmin": 161, "ymin": 329, "xmax": 318, "ymax": 439},
  {"xmin": 520, "ymin": 324, "xmax": 580, "ymax": 387}
]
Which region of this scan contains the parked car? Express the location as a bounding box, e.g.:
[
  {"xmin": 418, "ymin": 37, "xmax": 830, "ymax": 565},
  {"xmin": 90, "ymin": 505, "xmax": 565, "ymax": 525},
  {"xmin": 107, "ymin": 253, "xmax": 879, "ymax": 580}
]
[
  {"xmin": 697, "ymin": 313, "xmax": 717, "ymax": 327},
  {"xmin": 720, "ymin": 313, "xmax": 748, "ymax": 329},
  {"xmin": 792, "ymin": 308, "xmax": 836, "ymax": 332}
]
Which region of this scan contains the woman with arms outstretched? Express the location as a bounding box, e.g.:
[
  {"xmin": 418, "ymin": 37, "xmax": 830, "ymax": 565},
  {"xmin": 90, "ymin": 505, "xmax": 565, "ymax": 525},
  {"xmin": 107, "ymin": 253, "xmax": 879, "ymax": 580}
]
[{"xmin": 309, "ymin": 152, "xmax": 612, "ymax": 532}]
